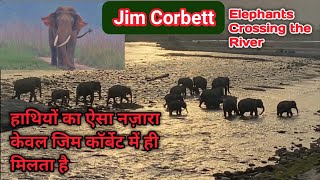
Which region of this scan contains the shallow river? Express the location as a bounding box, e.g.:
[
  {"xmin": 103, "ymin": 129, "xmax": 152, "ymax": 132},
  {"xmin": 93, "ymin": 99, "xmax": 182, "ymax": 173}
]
[{"xmin": 1, "ymin": 77, "xmax": 319, "ymax": 179}]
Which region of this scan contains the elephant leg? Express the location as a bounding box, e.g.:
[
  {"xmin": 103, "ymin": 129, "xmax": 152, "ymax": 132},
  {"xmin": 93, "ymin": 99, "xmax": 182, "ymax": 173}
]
[
  {"xmin": 228, "ymin": 111, "xmax": 232, "ymax": 117},
  {"xmin": 199, "ymin": 100, "xmax": 205, "ymax": 108},
  {"xmin": 50, "ymin": 47, "xmax": 58, "ymax": 66},
  {"xmin": 254, "ymin": 109, "xmax": 258, "ymax": 116},
  {"xmin": 83, "ymin": 96, "xmax": 88, "ymax": 105},
  {"xmin": 124, "ymin": 97, "xmax": 129, "ymax": 103},
  {"xmin": 280, "ymin": 112, "xmax": 283, "ymax": 117},
  {"xmin": 57, "ymin": 49, "xmax": 64, "ymax": 67},
  {"xmin": 29, "ymin": 91, "xmax": 35, "ymax": 102},
  {"xmin": 240, "ymin": 111, "xmax": 244, "ymax": 118},
  {"xmin": 250, "ymin": 111, "xmax": 253, "ymax": 116},
  {"xmin": 290, "ymin": 111, "xmax": 293, "ymax": 116},
  {"xmin": 58, "ymin": 46, "xmax": 75, "ymax": 70},
  {"xmin": 68, "ymin": 31, "xmax": 78, "ymax": 66},
  {"xmin": 223, "ymin": 110, "xmax": 227, "ymax": 118},
  {"xmin": 169, "ymin": 110, "xmax": 173, "ymax": 116},
  {"xmin": 90, "ymin": 93, "xmax": 94, "ymax": 105}
]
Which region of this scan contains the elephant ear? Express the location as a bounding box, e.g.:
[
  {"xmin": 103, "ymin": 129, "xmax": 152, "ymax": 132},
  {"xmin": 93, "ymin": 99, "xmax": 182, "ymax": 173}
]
[
  {"xmin": 73, "ymin": 14, "xmax": 87, "ymax": 32},
  {"xmin": 41, "ymin": 13, "xmax": 56, "ymax": 28}
]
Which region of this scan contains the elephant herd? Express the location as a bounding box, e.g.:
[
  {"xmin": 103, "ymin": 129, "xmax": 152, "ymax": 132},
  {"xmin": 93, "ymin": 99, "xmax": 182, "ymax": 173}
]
[
  {"xmin": 11, "ymin": 77, "xmax": 133, "ymax": 107},
  {"xmin": 164, "ymin": 76, "xmax": 299, "ymax": 118},
  {"xmin": 11, "ymin": 76, "xmax": 299, "ymax": 118}
]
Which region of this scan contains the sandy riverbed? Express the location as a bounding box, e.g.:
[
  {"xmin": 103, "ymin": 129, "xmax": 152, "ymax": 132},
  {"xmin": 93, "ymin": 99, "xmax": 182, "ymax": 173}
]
[{"xmin": 1, "ymin": 42, "xmax": 320, "ymax": 179}]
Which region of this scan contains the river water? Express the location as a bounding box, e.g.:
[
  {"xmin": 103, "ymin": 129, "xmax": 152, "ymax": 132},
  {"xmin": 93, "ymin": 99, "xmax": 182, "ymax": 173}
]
[{"xmin": 1, "ymin": 43, "xmax": 319, "ymax": 179}]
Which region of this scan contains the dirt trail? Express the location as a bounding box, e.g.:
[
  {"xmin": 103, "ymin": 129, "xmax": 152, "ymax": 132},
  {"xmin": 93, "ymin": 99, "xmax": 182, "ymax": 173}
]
[
  {"xmin": 1, "ymin": 42, "xmax": 320, "ymax": 179},
  {"xmin": 38, "ymin": 56, "xmax": 96, "ymax": 70}
]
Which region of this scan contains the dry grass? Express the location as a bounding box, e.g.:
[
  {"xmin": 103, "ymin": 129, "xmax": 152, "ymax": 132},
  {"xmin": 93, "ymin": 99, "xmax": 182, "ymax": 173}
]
[{"xmin": 0, "ymin": 22, "xmax": 124, "ymax": 70}]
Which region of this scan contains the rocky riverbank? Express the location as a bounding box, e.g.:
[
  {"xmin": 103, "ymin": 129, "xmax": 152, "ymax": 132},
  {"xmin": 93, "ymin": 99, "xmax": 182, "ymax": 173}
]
[{"xmin": 213, "ymin": 138, "xmax": 320, "ymax": 180}]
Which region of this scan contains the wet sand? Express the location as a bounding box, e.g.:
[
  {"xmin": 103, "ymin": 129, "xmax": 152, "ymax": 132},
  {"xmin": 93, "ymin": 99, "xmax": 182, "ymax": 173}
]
[{"xmin": 1, "ymin": 42, "xmax": 320, "ymax": 179}]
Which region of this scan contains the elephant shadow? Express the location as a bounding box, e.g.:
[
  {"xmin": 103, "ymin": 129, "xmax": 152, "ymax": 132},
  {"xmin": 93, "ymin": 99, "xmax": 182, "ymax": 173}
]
[
  {"xmin": 277, "ymin": 115, "xmax": 298, "ymax": 120},
  {"xmin": 168, "ymin": 114, "xmax": 188, "ymax": 119},
  {"xmin": 201, "ymin": 107, "xmax": 222, "ymax": 112},
  {"xmin": 239, "ymin": 115, "xmax": 262, "ymax": 121},
  {"xmin": 112, "ymin": 103, "xmax": 144, "ymax": 110},
  {"xmin": 225, "ymin": 115, "xmax": 238, "ymax": 121}
]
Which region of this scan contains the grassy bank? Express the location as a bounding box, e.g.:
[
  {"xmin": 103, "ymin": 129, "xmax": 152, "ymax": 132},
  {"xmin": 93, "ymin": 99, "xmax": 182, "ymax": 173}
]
[{"xmin": 0, "ymin": 22, "xmax": 124, "ymax": 70}]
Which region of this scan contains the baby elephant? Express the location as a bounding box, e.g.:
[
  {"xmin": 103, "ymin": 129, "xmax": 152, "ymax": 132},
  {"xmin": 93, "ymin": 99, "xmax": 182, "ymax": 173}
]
[
  {"xmin": 170, "ymin": 85, "xmax": 187, "ymax": 97},
  {"xmin": 277, "ymin": 100, "xmax": 299, "ymax": 117},
  {"xmin": 49, "ymin": 89, "xmax": 70, "ymax": 106},
  {"xmin": 167, "ymin": 100, "xmax": 188, "ymax": 116},
  {"xmin": 76, "ymin": 81, "xmax": 102, "ymax": 106},
  {"xmin": 193, "ymin": 76, "xmax": 207, "ymax": 95},
  {"xmin": 178, "ymin": 77, "xmax": 194, "ymax": 96},
  {"xmin": 107, "ymin": 85, "xmax": 133, "ymax": 105},
  {"xmin": 223, "ymin": 96, "xmax": 239, "ymax": 118},
  {"xmin": 163, "ymin": 93, "xmax": 184, "ymax": 108},
  {"xmin": 12, "ymin": 77, "xmax": 42, "ymax": 102},
  {"xmin": 238, "ymin": 98, "xmax": 265, "ymax": 118}
]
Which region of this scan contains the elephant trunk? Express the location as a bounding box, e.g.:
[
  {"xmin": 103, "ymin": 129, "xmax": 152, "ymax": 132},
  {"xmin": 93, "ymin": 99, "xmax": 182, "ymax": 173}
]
[
  {"xmin": 185, "ymin": 107, "xmax": 188, "ymax": 114},
  {"xmin": 260, "ymin": 106, "xmax": 265, "ymax": 115},
  {"xmin": 295, "ymin": 107, "xmax": 299, "ymax": 114}
]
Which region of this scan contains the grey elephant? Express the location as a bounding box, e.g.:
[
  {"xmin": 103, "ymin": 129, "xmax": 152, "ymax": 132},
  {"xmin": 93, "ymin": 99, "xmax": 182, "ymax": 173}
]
[
  {"xmin": 277, "ymin": 100, "xmax": 299, "ymax": 117},
  {"xmin": 107, "ymin": 85, "xmax": 133, "ymax": 105},
  {"xmin": 48, "ymin": 89, "xmax": 70, "ymax": 106},
  {"xmin": 170, "ymin": 85, "xmax": 187, "ymax": 97},
  {"xmin": 75, "ymin": 81, "xmax": 102, "ymax": 105},
  {"xmin": 12, "ymin": 77, "xmax": 42, "ymax": 102},
  {"xmin": 193, "ymin": 76, "xmax": 207, "ymax": 95},
  {"xmin": 199, "ymin": 87, "xmax": 224, "ymax": 109},
  {"xmin": 223, "ymin": 96, "xmax": 239, "ymax": 118},
  {"xmin": 167, "ymin": 100, "xmax": 188, "ymax": 116},
  {"xmin": 178, "ymin": 77, "xmax": 194, "ymax": 96},
  {"xmin": 238, "ymin": 98, "xmax": 265, "ymax": 118},
  {"xmin": 163, "ymin": 93, "xmax": 184, "ymax": 108},
  {"xmin": 212, "ymin": 77, "xmax": 231, "ymax": 96},
  {"xmin": 41, "ymin": 6, "xmax": 91, "ymax": 70}
]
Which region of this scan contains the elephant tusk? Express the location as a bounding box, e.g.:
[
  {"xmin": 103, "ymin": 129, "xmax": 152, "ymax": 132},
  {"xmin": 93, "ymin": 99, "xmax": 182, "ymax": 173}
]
[
  {"xmin": 57, "ymin": 35, "xmax": 71, "ymax": 47},
  {"xmin": 54, "ymin": 35, "xmax": 59, "ymax": 47}
]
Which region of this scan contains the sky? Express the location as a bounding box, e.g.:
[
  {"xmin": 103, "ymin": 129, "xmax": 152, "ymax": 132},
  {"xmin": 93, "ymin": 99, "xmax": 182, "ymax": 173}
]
[{"xmin": 0, "ymin": 0, "xmax": 107, "ymax": 29}]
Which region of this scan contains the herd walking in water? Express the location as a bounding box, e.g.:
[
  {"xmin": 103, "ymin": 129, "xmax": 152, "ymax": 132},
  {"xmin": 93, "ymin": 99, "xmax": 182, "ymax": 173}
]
[{"xmin": 11, "ymin": 76, "xmax": 299, "ymax": 119}]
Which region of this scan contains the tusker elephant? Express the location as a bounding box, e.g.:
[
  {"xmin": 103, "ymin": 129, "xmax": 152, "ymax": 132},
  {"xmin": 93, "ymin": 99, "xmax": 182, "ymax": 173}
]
[
  {"xmin": 75, "ymin": 81, "xmax": 102, "ymax": 106},
  {"xmin": 212, "ymin": 77, "xmax": 231, "ymax": 96},
  {"xmin": 223, "ymin": 96, "xmax": 239, "ymax": 118},
  {"xmin": 41, "ymin": 6, "xmax": 91, "ymax": 70},
  {"xmin": 170, "ymin": 85, "xmax": 187, "ymax": 97},
  {"xmin": 167, "ymin": 100, "xmax": 188, "ymax": 116},
  {"xmin": 163, "ymin": 93, "xmax": 184, "ymax": 108},
  {"xmin": 238, "ymin": 98, "xmax": 265, "ymax": 118},
  {"xmin": 12, "ymin": 77, "xmax": 42, "ymax": 102},
  {"xmin": 48, "ymin": 89, "xmax": 70, "ymax": 106},
  {"xmin": 178, "ymin": 77, "xmax": 194, "ymax": 96},
  {"xmin": 107, "ymin": 85, "xmax": 133, "ymax": 105},
  {"xmin": 193, "ymin": 76, "xmax": 207, "ymax": 95},
  {"xmin": 199, "ymin": 87, "xmax": 224, "ymax": 109},
  {"xmin": 277, "ymin": 100, "xmax": 299, "ymax": 117}
]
